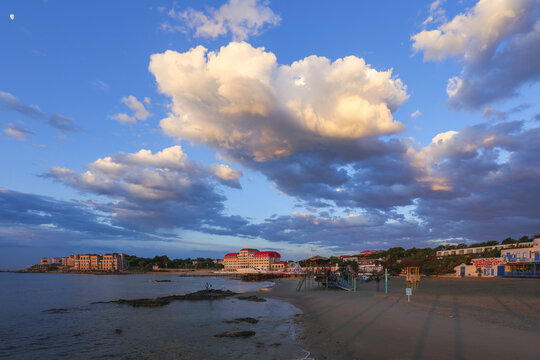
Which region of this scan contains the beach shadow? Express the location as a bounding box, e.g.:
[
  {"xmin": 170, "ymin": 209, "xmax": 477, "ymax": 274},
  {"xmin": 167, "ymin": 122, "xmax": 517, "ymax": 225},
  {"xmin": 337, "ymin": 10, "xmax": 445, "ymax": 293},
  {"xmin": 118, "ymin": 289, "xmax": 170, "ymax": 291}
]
[
  {"xmin": 493, "ymin": 296, "xmax": 515, "ymax": 315},
  {"xmin": 323, "ymin": 297, "xmax": 382, "ymax": 338},
  {"xmin": 453, "ymin": 295, "xmax": 465, "ymax": 360},
  {"xmin": 333, "ymin": 298, "xmax": 401, "ymax": 358},
  {"xmin": 514, "ymin": 297, "xmax": 540, "ymax": 316},
  {"xmin": 412, "ymin": 295, "xmax": 439, "ymax": 360},
  {"xmin": 305, "ymin": 297, "xmax": 359, "ymax": 319}
]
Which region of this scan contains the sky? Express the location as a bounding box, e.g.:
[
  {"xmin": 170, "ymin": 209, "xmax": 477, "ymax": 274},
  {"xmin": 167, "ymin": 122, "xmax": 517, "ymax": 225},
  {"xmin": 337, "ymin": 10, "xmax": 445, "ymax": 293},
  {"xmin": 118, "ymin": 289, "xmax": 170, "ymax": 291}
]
[{"xmin": 1, "ymin": 0, "xmax": 540, "ymax": 269}]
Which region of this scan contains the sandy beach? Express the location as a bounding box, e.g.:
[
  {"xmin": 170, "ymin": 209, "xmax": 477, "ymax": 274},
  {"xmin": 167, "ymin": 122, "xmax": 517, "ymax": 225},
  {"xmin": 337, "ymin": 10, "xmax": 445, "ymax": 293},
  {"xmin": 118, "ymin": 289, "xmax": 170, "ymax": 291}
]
[{"xmin": 256, "ymin": 277, "xmax": 540, "ymax": 360}]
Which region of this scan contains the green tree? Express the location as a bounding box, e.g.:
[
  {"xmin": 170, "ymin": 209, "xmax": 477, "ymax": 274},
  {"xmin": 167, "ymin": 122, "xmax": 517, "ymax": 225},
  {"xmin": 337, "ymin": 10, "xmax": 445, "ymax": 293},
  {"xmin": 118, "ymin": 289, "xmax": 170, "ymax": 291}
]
[{"xmin": 502, "ymin": 237, "xmax": 517, "ymax": 245}]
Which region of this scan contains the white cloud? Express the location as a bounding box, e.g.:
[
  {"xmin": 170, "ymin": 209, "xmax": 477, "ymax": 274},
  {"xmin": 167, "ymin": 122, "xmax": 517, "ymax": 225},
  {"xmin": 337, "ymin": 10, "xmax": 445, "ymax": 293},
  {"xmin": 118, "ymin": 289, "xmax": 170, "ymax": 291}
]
[
  {"xmin": 110, "ymin": 95, "xmax": 151, "ymax": 124},
  {"xmin": 410, "ymin": 110, "xmax": 421, "ymax": 118},
  {"xmin": 211, "ymin": 163, "xmax": 242, "ymax": 182},
  {"xmin": 10, "ymin": 14, "xmax": 14, "ymax": 21},
  {"xmin": 166, "ymin": 0, "xmax": 280, "ymax": 41},
  {"xmin": 413, "ymin": 0, "xmax": 536, "ymax": 61},
  {"xmin": 412, "ymin": 0, "xmax": 540, "ymax": 108},
  {"xmin": 44, "ymin": 145, "xmax": 245, "ymax": 231},
  {"xmin": 47, "ymin": 145, "xmax": 242, "ymax": 204},
  {"xmin": 110, "ymin": 113, "xmax": 135, "ymax": 124},
  {"xmin": 149, "ymin": 42, "xmax": 408, "ymax": 161},
  {"xmin": 422, "ymin": 0, "xmax": 447, "ymax": 26},
  {"xmin": 121, "ymin": 95, "xmax": 151, "ymax": 121}
]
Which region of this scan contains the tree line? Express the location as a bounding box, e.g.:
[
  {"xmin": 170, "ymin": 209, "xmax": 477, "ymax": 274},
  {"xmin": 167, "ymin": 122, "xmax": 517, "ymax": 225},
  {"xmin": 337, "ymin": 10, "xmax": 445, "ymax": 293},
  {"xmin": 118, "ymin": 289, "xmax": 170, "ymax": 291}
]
[
  {"xmin": 301, "ymin": 233, "xmax": 539, "ymax": 276},
  {"xmin": 126, "ymin": 255, "xmax": 224, "ymax": 271}
]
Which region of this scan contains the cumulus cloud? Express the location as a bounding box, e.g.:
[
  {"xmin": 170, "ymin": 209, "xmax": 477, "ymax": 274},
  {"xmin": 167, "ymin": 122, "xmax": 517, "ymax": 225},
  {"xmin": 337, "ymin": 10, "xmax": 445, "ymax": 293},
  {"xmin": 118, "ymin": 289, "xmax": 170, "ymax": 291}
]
[
  {"xmin": 13, "ymin": 119, "xmax": 540, "ymax": 251},
  {"xmin": 150, "ymin": 42, "xmax": 408, "ymax": 162},
  {"xmin": 165, "ymin": 0, "xmax": 280, "ymax": 41},
  {"xmin": 148, "ymin": 41, "xmax": 412, "ymax": 212},
  {"xmin": 0, "ymin": 91, "xmax": 44, "ymax": 119},
  {"xmin": 110, "ymin": 95, "xmax": 151, "ymax": 124},
  {"xmin": 412, "ymin": 0, "xmax": 540, "ymax": 109},
  {"xmin": 3, "ymin": 123, "xmax": 35, "ymax": 141},
  {"xmin": 43, "ymin": 145, "xmax": 244, "ymax": 232},
  {"xmin": 412, "ymin": 121, "xmax": 540, "ymax": 241},
  {"xmin": 264, "ymin": 121, "xmax": 540, "ymax": 247}
]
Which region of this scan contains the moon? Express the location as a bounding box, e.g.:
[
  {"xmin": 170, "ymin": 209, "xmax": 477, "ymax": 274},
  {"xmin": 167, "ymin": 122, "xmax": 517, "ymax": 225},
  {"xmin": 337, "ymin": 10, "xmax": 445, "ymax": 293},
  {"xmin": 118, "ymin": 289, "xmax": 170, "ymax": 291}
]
[{"xmin": 10, "ymin": 14, "xmax": 14, "ymax": 20}]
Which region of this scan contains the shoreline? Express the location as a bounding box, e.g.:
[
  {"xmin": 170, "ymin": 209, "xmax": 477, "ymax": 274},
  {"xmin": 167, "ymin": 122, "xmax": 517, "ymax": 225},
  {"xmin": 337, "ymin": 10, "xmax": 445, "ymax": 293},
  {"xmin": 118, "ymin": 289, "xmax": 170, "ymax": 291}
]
[
  {"xmin": 6, "ymin": 269, "xmax": 226, "ymax": 276},
  {"xmin": 255, "ymin": 277, "xmax": 540, "ymax": 360}
]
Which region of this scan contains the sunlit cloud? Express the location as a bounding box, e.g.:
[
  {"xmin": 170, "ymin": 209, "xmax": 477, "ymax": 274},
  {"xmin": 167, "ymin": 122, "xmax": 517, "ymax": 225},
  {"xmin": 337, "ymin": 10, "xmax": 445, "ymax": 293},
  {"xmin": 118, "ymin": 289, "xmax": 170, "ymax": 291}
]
[
  {"xmin": 110, "ymin": 95, "xmax": 151, "ymax": 124},
  {"xmin": 412, "ymin": 0, "xmax": 540, "ymax": 109},
  {"xmin": 163, "ymin": 0, "xmax": 280, "ymax": 41},
  {"xmin": 150, "ymin": 41, "xmax": 408, "ymax": 162}
]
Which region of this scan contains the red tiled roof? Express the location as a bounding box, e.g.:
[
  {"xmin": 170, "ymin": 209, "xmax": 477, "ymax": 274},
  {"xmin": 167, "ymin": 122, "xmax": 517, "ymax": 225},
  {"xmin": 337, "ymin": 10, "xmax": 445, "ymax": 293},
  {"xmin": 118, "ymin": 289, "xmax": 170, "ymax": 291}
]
[
  {"xmin": 224, "ymin": 253, "xmax": 239, "ymax": 259},
  {"xmin": 339, "ymin": 255, "xmax": 352, "ymax": 258},
  {"xmin": 253, "ymin": 251, "xmax": 281, "ymax": 258},
  {"xmin": 240, "ymin": 248, "xmax": 259, "ymax": 252},
  {"xmin": 359, "ymin": 250, "xmax": 383, "ymax": 255}
]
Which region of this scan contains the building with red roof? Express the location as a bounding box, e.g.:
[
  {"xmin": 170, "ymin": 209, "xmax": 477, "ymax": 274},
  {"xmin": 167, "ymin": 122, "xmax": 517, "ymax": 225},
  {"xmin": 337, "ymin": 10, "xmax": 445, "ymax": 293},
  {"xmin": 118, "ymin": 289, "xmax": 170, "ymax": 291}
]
[
  {"xmin": 359, "ymin": 250, "xmax": 383, "ymax": 258},
  {"xmin": 223, "ymin": 248, "xmax": 282, "ymax": 272}
]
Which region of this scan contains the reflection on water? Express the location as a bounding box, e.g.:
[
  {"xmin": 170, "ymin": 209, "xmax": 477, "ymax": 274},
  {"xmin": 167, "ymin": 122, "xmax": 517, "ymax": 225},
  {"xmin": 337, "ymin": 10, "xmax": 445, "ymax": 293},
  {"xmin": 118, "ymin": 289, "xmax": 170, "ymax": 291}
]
[{"xmin": 0, "ymin": 273, "xmax": 308, "ymax": 359}]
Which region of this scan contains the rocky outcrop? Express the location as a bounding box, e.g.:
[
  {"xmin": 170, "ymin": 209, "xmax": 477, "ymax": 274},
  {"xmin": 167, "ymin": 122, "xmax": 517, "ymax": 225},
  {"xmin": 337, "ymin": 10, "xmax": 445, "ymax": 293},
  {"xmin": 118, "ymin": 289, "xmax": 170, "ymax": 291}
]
[
  {"xmin": 236, "ymin": 295, "xmax": 266, "ymax": 302},
  {"xmin": 223, "ymin": 317, "xmax": 259, "ymax": 324},
  {"xmin": 214, "ymin": 331, "xmax": 256, "ymax": 338},
  {"xmin": 93, "ymin": 289, "xmax": 238, "ymax": 307}
]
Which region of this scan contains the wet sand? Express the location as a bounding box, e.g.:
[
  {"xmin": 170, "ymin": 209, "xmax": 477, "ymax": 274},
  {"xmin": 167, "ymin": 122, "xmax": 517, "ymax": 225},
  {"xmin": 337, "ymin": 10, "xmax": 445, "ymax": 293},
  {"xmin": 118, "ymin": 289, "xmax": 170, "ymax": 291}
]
[{"xmin": 258, "ymin": 277, "xmax": 540, "ymax": 359}]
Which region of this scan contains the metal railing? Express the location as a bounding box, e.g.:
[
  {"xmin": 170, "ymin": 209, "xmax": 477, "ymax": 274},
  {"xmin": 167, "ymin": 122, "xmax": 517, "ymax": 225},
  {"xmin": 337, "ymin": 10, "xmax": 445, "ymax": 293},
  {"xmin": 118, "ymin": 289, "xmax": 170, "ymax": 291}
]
[{"xmin": 504, "ymin": 271, "xmax": 540, "ymax": 278}]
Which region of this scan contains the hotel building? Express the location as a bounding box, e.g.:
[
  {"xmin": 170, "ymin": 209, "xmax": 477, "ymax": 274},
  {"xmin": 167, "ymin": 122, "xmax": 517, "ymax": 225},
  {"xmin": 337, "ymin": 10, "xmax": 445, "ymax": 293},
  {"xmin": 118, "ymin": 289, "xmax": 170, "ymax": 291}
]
[
  {"xmin": 64, "ymin": 253, "xmax": 128, "ymax": 271},
  {"xmin": 223, "ymin": 248, "xmax": 281, "ymax": 272}
]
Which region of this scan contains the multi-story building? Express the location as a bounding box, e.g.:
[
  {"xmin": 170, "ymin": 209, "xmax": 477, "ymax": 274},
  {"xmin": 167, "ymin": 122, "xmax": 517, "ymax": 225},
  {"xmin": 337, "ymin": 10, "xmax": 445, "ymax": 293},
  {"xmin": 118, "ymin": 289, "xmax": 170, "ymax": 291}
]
[
  {"xmin": 51, "ymin": 257, "xmax": 64, "ymax": 265},
  {"xmin": 65, "ymin": 253, "xmax": 128, "ymax": 271},
  {"xmin": 436, "ymin": 242, "xmax": 533, "ymax": 257},
  {"xmin": 501, "ymin": 238, "xmax": 540, "ymax": 277},
  {"xmin": 223, "ymin": 248, "xmax": 281, "ymax": 272}
]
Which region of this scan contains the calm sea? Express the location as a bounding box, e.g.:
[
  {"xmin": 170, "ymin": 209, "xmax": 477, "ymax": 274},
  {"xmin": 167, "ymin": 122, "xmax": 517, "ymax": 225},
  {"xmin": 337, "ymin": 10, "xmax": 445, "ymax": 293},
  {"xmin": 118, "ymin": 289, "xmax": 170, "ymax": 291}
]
[{"xmin": 0, "ymin": 273, "xmax": 312, "ymax": 359}]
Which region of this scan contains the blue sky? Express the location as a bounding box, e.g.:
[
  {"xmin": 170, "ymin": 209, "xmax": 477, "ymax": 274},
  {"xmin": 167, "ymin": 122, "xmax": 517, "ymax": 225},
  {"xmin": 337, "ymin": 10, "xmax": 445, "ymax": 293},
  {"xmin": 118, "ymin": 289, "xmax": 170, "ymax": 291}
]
[{"xmin": 1, "ymin": 0, "xmax": 540, "ymax": 269}]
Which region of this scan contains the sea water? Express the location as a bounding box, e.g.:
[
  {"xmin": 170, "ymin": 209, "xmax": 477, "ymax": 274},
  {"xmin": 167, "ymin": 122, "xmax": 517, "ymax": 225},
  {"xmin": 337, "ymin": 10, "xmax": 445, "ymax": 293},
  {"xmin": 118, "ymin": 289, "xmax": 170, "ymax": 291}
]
[{"xmin": 0, "ymin": 273, "xmax": 311, "ymax": 359}]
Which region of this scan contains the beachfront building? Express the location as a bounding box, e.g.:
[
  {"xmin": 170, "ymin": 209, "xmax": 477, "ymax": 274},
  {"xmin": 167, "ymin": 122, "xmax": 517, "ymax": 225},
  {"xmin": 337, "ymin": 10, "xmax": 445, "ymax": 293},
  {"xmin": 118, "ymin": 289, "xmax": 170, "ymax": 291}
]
[
  {"xmin": 357, "ymin": 259, "xmax": 383, "ymax": 275},
  {"xmin": 454, "ymin": 263, "xmax": 477, "ymax": 277},
  {"xmin": 437, "ymin": 242, "xmax": 532, "ymax": 257},
  {"xmin": 68, "ymin": 253, "xmax": 128, "ymax": 271},
  {"xmin": 501, "ymin": 238, "xmax": 540, "ymax": 278},
  {"xmin": 223, "ymin": 248, "xmax": 281, "ymax": 272},
  {"xmin": 454, "ymin": 257, "xmax": 507, "ymax": 277},
  {"xmin": 270, "ymin": 261, "xmax": 287, "ymax": 271}
]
